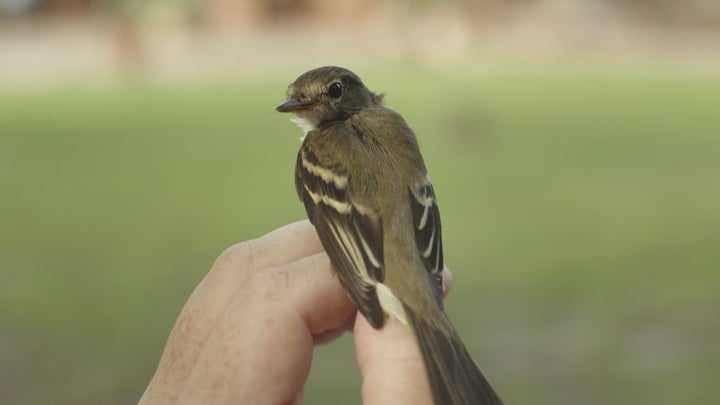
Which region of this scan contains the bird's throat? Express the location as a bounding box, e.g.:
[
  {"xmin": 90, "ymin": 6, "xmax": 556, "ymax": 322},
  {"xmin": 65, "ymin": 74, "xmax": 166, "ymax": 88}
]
[{"xmin": 290, "ymin": 115, "xmax": 318, "ymax": 141}]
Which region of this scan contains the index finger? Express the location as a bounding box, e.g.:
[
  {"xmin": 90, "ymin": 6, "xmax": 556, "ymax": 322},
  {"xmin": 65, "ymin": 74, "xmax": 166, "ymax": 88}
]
[{"xmin": 141, "ymin": 221, "xmax": 323, "ymax": 404}]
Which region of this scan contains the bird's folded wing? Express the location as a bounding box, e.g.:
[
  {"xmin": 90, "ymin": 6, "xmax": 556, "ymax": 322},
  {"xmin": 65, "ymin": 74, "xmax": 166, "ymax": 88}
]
[
  {"xmin": 296, "ymin": 146, "xmax": 386, "ymax": 327},
  {"xmin": 410, "ymin": 174, "xmax": 444, "ymax": 306}
]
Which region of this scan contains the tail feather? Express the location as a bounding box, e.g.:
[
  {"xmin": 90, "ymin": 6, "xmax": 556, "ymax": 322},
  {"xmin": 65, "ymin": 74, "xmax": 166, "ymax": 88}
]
[{"xmin": 405, "ymin": 306, "xmax": 503, "ymax": 405}]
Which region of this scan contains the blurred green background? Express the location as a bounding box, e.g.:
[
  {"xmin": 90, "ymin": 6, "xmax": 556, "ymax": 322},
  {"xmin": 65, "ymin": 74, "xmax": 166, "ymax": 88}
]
[{"xmin": 2, "ymin": 1, "xmax": 720, "ymax": 404}]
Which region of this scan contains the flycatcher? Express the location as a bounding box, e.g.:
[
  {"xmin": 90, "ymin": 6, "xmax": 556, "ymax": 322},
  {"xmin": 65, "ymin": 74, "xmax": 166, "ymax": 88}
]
[{"xmin": 277, "ymin": 66, "xmax": 502, "ymax": 405}]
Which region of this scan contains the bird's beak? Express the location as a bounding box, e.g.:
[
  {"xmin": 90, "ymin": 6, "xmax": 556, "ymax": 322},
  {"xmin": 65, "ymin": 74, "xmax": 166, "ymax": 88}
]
[{"xmin": 276, "ymin": 98, "xmax": 317, "ymax": 113}]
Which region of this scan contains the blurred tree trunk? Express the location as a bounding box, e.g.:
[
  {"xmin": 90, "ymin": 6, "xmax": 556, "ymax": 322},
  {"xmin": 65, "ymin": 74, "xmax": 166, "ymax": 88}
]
[{"xmin": 112, "ymin": 15, "xmax": 144, "ymax": 79}]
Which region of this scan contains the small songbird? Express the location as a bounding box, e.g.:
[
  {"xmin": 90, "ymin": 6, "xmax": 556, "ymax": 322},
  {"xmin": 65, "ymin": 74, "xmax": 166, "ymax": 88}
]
[{"xmin": 277, "ymin": 66, "xmax": 502, "ymax": 405}]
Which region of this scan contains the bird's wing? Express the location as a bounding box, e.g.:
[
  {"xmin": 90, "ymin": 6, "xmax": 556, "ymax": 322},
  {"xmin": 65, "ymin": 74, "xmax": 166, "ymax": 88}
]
[
  {"xmin": 295, "ymin": 145, "xmax": 386, "ymax": 327},
  {"xmin": 409, "ymin": 174, "xmax": 445, "ymax": 307}
]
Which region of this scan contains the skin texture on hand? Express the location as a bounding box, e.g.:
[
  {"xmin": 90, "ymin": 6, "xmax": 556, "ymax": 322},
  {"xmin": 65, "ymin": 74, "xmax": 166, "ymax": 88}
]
[{"xmin": 139, "ymin": 220, "xmax": 444, "ymax": 405}]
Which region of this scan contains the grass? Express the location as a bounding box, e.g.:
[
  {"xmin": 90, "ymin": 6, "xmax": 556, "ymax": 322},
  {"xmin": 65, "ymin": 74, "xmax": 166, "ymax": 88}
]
[{"xmin": 1, "ymin": 67, "xmax": 719, "ymax": 404}]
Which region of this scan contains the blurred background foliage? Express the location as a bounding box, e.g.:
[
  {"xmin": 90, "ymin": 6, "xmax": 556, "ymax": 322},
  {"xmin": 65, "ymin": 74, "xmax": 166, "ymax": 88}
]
[{"xmin": 1, "ymin": 1, "xmax": 719, "ymax": 404}]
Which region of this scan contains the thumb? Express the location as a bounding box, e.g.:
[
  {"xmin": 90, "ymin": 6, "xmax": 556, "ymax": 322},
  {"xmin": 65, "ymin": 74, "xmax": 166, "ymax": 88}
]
[{"xmin": 353, "ymin": 314, "xmax": 433, "ymax": 405}]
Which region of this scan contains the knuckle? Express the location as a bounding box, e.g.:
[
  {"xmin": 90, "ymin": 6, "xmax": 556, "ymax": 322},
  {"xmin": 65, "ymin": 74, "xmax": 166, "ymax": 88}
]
[{"xmin": 212, "ymin": 240, "xmax": 257, "ymax": 275}]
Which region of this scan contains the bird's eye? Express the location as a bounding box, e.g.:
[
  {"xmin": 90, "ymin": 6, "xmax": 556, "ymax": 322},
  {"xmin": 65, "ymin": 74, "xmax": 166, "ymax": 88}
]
[{"xmin": 328, "ymin": 82, "xmax": 343, "ymax": 98}]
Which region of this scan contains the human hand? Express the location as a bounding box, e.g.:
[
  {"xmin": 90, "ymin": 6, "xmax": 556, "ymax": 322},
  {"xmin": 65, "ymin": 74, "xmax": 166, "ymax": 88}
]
[{"xmin": 140, "ymin": 220, "xmax": 450, "ymax": 404}]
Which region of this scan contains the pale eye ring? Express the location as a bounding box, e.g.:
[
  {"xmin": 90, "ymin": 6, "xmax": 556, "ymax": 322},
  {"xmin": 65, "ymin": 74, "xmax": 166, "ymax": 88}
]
[{"xmin": 328, "ymin": 82, "xmax": 343, "ymax": 98}]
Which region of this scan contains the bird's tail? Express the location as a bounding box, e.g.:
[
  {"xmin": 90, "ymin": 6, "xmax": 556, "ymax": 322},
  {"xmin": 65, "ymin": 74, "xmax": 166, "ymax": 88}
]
[{"xmin": 405, "ymin": 306, "xmax": 503, "ymax": 405}]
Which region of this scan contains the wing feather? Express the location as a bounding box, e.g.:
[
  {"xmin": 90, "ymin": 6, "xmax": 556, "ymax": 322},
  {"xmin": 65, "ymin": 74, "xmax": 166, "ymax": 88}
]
[
  {"xmin": 295, "ymin": 145, "xmax": 386, "ymax": 327},
  {"xmin": 410, "ymin": 175, "xmax": 444, "ymax": 306}
]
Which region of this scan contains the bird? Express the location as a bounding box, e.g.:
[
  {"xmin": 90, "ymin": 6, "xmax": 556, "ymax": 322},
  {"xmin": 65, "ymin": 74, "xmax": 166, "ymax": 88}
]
[{"xmin": 276, "ymin": 66, "xmax": 502, "ymax": 405}]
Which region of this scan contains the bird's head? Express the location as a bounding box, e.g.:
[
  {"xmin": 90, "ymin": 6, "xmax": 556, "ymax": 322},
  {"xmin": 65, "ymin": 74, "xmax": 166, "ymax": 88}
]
[{"xmin": 276, "ymin": 66, "xmax": 381, "ymax": 128}]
